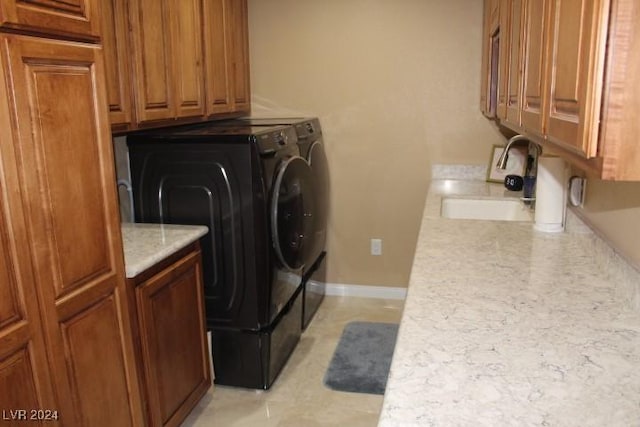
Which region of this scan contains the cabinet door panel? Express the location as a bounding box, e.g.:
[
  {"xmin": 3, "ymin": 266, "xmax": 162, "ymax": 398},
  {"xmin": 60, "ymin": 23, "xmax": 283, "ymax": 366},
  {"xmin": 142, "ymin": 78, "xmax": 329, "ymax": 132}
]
[
  {"xmin": 204, "ymin": 0, "xmax": 233, "ymax": 115},
  {"xmin": 521, "ymin": 0, "xmax": 548, "ymax": 134},
  {"xmin": 545, "ymin": 0, "xmax": 608, "ymax": 157},
  {"xmin": 0, "ymin": 47, "xmax": 55, "ymax": 413},
  {"xmin": 61, "ymin": 294, "xmax": 134, "ymax": 426},
  {"xmin": 102, "ymin": 0, "xmax": 132, "ymax": 126},
  {"xmin": 136, "ymin": 250, "xmax": 210, "ymax": 426},
  {"xmin": 0, "ymin": 0, "xmax": 99, "ymax": 39},
  {"xmin": 505, "ymin": 0, "xmax": 523, "ymax": 125},
  {"xmin": 129, "ymin": 0, "xmax": 175, "ymax": 122},
  {"xmin": 228, "ymin": 0, "xmax": 250, "ymax": 112},
  {"xmin": 24, "ymin": 64, "xmax": 111, "ymax": 295},
  {"xmin": 2, "ymin": 35, "xmax": 143, "ymax": 426},
  {"xmin": 0, "ymin": 349, "xmax": 40, "ymax": 409},
  {"xmin": 170, "ymin": 0, "xmax": 205, "ymax": 118},
  {"xmin": 496, "ymin": 0, "xmax": 510, "ymax": 119}
]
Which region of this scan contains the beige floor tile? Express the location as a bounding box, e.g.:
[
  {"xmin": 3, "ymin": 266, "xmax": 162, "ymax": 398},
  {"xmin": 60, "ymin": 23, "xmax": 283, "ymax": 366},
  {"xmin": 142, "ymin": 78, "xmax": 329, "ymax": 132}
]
[{"xmin": 182, "ymin": 295, "xmax": 404, "ymax": 427}]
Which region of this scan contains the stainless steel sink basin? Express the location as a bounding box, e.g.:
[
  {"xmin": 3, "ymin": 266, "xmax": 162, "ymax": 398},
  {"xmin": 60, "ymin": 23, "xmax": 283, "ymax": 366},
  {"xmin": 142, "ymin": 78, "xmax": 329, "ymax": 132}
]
[{"xmin": 441, "ymin": 197, "xmax": 533, "ymax": 222}]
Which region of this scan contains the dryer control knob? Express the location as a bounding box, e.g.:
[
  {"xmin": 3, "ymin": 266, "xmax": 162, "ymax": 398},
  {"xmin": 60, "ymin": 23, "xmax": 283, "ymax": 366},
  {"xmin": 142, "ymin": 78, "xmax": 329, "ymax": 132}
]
[{"xmin": 276, "ymin": 131, "xmax": 287, "ymax": 146}]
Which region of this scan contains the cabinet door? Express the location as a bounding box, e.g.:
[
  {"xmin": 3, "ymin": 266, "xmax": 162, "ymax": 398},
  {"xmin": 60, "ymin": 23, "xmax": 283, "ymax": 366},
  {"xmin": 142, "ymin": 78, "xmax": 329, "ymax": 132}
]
[
  {"xmin": 489, "ymin": 0, "xmax": 500, "ymax": 29},
  {"xmin": 169, "ymin": 0, "xmax": 206, "ymax": 118},
  {"xmin": 129, "ymin": 0, "xmax": 175, "ymax": 123},
  {"xmin": 136, "ymin": 249, "xmax": 211, "ymax": 427},
  {"xmin": 1, "ymin": 35, "xmax": 143, "ymax": 426},
  {"xmin": 228, "ymin": 0, "xmax": 250, "ymax": 113},
  {"xmin": 544, "ymin": 0, "xmax": 609, "ymax": 157},
  {"xmin": 505, "ymin": 0, "xmax": 523, "ymax": 126},
  {"xmin": 0, "ymin": 60, "xmax": 56, "ymax": 417},
  {"xmin": 204, "ymin": 0, "xmax": 233, "ymax": 115},
  {"xmin": 480, "ymin": 0, "xmax": 491, "ymax": 115},
  {"xmin": 102, "ymin": 0, "xmax": 133, "ymax": 127},
  {"xmin": 0, "ymin": 0, "xmax": 99, "ymax": 40},
  {"xmin": 520, "ymin": 0, "xmax": 548, "ymax": 134},
  {"xmin": 496, "ymin": 0, "xmax": 509, "ymax": 119}
]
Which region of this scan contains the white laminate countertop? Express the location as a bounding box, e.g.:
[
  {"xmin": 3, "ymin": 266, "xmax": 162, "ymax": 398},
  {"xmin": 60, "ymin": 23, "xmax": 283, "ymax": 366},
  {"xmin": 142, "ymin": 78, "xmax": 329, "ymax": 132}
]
[
  {"xmin": 379, "ymin": 180, "xmax": 640, "ymax": 426},
  {"xmin": 121, "ymin": 223, "xmax": 208, "ymax": 278}
]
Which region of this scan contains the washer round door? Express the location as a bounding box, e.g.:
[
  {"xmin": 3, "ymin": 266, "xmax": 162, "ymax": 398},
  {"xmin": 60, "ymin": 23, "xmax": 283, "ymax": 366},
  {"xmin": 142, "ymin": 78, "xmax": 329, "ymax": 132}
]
[{"xmin": 271, "ymin": 156, "xmax": 316, "ymax": 271}]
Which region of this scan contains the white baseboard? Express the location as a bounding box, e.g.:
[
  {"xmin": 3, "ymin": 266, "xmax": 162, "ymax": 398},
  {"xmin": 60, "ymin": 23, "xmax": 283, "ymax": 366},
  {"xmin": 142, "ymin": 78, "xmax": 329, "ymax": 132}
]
[{"xmin": 313, "ymin": 281, "xmax": 406, "ymax": 300}]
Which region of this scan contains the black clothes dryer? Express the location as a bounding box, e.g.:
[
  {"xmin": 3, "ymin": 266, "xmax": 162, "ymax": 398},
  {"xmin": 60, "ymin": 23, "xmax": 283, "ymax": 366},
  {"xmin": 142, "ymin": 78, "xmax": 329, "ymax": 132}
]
[
  {"xmin": 127, "ymin": 123, "xmax": 317, "ymax": 389},
  {"xmin": 220, "ymin": 117, "xmax": 330, "ymax": 329}
]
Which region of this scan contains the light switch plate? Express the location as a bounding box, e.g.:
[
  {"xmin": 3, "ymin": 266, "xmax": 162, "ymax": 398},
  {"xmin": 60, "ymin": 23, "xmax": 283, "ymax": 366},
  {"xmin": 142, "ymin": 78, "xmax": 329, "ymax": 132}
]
[{"xmin": 371, "ymin": 238, "xmax": 382, "ymax": 256}]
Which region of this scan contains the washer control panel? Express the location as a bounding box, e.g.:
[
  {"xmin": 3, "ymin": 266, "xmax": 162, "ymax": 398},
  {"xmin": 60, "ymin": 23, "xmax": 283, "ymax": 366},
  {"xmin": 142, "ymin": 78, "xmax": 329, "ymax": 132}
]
[{"xmin": 257, "ymin": 126, "xmax": 298, "ymax": 154}]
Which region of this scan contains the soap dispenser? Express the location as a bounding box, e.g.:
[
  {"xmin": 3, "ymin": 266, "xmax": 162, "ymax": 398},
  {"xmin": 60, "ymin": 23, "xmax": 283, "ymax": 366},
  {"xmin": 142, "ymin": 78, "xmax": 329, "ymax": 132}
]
[{"xmin": 533, "ymin": 156, "xmax": 567, "ymax": 232}]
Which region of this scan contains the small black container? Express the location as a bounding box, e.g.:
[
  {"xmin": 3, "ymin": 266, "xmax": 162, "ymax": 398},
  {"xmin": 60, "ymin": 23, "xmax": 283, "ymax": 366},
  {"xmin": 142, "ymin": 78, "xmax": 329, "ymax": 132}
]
[{"xmin": 504, "ymin": 174, "xmax": 523, "ymax": 191}]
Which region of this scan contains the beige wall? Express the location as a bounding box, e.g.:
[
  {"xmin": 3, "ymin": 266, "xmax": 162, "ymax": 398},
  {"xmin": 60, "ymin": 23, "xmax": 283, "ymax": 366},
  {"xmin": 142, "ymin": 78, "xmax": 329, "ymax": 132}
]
[
  {"xmin": 577, "ymin": 179, "xmax": 640, "ymax": 268},
  {"xmin": 248, "ymin": 0, "xmax": 503, "ymax": 286}
]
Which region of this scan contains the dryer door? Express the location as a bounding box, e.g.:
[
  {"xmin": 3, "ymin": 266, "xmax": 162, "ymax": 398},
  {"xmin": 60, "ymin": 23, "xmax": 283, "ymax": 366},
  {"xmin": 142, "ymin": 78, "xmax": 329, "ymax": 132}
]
[
  {"xmin": 271, "ymin": 156, "xmax": 316, "ymax": 271},
  {"xmin": 307, "ymin": 140, "xmax": 330, "ymax": 266}
]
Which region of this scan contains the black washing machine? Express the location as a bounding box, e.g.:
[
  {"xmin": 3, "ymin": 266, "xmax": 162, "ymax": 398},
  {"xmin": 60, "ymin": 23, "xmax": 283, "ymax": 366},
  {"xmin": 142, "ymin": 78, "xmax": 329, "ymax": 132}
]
[
  {"xmin": 127, "ymin": 122, "xmax": 317, "ymax": 389},
  {"xmin": 215, "ymin": 117, "xmax": 329, "ymax": 329}
]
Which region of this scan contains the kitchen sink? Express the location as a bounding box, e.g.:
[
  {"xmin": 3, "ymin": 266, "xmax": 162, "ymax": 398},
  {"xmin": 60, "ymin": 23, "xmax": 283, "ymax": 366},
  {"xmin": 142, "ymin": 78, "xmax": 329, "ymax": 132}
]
[{"xmin": 441, "ymin": 197, "xmax": 534, "ymax": 222}]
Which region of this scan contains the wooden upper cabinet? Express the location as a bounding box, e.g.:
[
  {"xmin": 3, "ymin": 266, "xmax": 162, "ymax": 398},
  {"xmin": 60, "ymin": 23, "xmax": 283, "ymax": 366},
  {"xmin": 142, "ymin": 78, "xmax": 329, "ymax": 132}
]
[
  {"xmin": 520, "ymin": 0, "xmax": 549, "ymax": 135},
  {"xmin": 204, "ymin": 0, "xmax": 250, "ymax": 116},
  {"xmin": 544, "ymin": 0, "xmax": 609, "ymax": 158},
  {"xmin": 1, "ymin": 34, "xmax": 143, "ymax": 425},
  {"xmin": 228, "ymin": 0, "xmax": 250, "ymax": 113},
  {"xmin": 480, "ymin": 0, "xmax": 492, "ymax": 115},
  {"xmin": 129, "ymin": 0, "xmax": 207, "ymax": 124},
  {"xmin": 504, "ymin": 0, "xmax": 523, "ymax": 126},
  {"xmin": 598, "ymin": 0, "xmax": 640, "ymax": 180},
  {"xmin": 169, "ymin": 0, "xmax": 206, "ymax": 118},
  {"xmin": 496, "ymin": 0, "xmax": 510, "ymax": 119},
  {"xmin": 104, "ymin": 0, "xmax": 250, "ymax": 128},
  {"xmin": 0, "ymin": 0, "xmax": 100, "ymax": 40},
  {"xmin": 489, "ymin": 0, "xmax": 500, "ymax": 29},
  {"xmin": 102, "ymin": 0, "xmax": 133, "ymax": 127},
  {"xmin": 204, "ymin": 0, "xmax": 233, "ymax": 115},
  {"xmin": 129, "ymin": 0, "xmax": 175, "ymax": 123}
]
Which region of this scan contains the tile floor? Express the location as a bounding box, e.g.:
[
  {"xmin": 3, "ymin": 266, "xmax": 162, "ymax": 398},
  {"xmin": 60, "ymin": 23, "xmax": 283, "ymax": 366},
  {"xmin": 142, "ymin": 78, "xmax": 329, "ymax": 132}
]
[{"xmin": 183, "ymin": 295, "xmax": 404, "ymax": 427}]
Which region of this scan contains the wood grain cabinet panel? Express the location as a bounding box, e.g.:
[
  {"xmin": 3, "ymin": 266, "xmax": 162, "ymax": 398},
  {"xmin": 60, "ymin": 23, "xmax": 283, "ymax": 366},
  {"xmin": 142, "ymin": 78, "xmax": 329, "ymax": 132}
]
[
  {"xmin": 0, "ymin": 42, "xmax": 56, "ymax": 416},
  {"xmin": 204, "ymin": 0, "xmax": 233, "ymax": 115},
  {"xmin": 483, "ymin": 0, "xmax": 640, "ymax": 180},
  {"xmin": 228, "ymin": 0, "xmax": 250, "ymax": 113},
  {"xmin": 1, "ymin": 34, "xmax": 144, "ymax": 425},
  {"xmin": 0, "ymin": 0, "xmax": 100, "ymax": 40},
  {"xmin": 504, "ymin": 0, "xmax": 523, "ymax": 126},
  {"xmin": 544, "ymin": 0, "xmax": 608, "ymax": 158},
  {"xmin": 106, "ymin": 0, "xmax": 250, "ymax": 129},
  {"xmin": 496, "ymin": 0, "xmax": 509, "ymax": 119},
  {"xmin": 130, "ymin": 246, "xmax": 211, "ymax": 427},
  {"xmin": 128, "ymin": 0, "xmax": 175, "ymax": 123},
  {"xmin": 520, "ymin": 0, "xmax": 549, "ymax": 135},
  {"xmin": 169, "ymin": 0, "xmax": 206, "ymax": 118},
  {"xmin": 61, "ymin": 294, "xmax": 136, "ymax": 426},
  {"xmin": 102, "ymin": 0, "xmax": 133, "ymax": 127},
  {"xmin": 480, "ymin": 0, "xmax": 490, "ymax": 115}
]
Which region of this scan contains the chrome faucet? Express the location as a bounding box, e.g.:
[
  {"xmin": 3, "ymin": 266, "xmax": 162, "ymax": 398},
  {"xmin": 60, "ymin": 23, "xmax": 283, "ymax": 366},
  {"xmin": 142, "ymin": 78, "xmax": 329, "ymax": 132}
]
[
  {"xmin": 496, "ymin": 135, "xmax": 543, "ymax": 204},
  {"xmin": 496, "ymin": 134, "xmax": 542, "ymax": 175}
]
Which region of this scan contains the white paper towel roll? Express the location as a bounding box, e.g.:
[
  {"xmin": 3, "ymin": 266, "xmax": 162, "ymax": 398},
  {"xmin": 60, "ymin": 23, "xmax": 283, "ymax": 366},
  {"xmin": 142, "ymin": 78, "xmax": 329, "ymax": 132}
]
[{"xmin": 534, "ymin": 156, "xmax": 567, "ymax": 232}]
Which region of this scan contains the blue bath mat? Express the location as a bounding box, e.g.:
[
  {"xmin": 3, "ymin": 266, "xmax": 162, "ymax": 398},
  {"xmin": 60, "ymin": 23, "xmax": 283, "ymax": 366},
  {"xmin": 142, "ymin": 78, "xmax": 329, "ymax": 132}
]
[{"xmin": 323, "ymin": 321, "xmax": 399, "ymax": 395}]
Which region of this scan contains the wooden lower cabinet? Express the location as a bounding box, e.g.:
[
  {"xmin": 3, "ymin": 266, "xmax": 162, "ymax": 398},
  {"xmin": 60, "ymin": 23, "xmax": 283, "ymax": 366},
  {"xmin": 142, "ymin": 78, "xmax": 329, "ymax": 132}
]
[{"xmin": 127, "ymin": 244, "xmax": 211, "ymax": 427}]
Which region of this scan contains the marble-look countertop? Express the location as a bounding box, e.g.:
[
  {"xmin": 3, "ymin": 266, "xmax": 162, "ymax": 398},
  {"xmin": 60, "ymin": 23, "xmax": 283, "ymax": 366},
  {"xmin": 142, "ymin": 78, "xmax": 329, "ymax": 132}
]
[
  {"xmin": 379, "ymin": 179, "xmax": 640, "ymax": 426},
  {"xmin": 121, "ymin": 223, "xmax": 208, "ymax": 278}
]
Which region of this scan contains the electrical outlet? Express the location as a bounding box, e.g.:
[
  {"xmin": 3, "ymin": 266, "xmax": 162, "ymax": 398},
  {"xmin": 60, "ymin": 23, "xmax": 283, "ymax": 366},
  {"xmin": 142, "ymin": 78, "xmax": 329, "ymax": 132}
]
[{"xmin": 371, "ymin": 238, "xmax": 382, "ymax": 256}]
